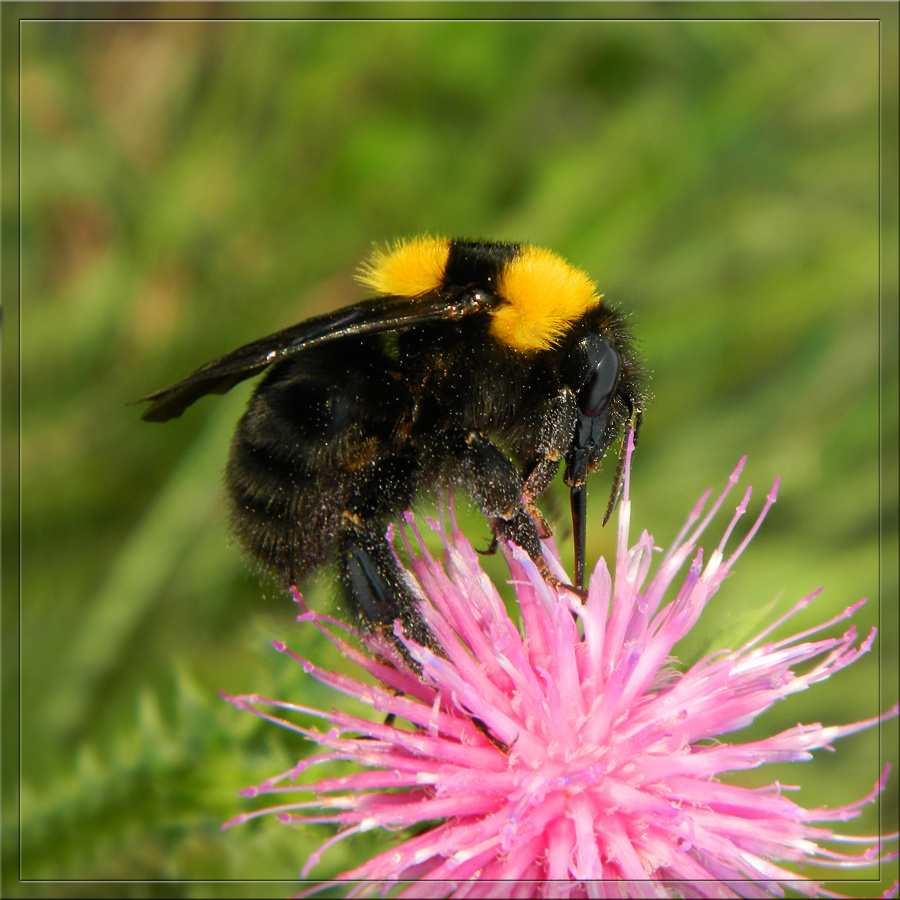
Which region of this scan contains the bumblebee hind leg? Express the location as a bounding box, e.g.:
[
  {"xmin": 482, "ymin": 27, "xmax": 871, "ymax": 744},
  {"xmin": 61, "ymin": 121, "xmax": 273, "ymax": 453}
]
[
  {"xmin": 338, "ymin": 520, "xmax": 440, "ymax": 659},
  {"xmin": 337, "ymin": 449, "xmax": 441, "ymax": 659}
]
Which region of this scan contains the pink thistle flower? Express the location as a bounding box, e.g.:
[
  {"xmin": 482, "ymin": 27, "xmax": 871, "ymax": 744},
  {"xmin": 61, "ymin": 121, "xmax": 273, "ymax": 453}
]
[{"xmin": 223, "ymin": 436, "xmax": 898, "ymax": 897}]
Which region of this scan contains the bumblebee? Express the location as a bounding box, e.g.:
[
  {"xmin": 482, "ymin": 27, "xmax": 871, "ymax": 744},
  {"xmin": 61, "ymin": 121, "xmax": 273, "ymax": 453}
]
[{"xmin": 142, "ymin": 237, "xmax": 645, "ymax": 652}]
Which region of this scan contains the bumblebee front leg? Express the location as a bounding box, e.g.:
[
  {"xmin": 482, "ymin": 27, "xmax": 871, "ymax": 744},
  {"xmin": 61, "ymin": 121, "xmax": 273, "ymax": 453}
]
[
  {"xmin": 521, "ymin": 459, "xmax": 558, "ymax": 539},
  {"xmin": 521, "ymin": 386, "xmax": 578, "ymax": 537},
  {"xmin": 454, "ymin": 429, "xmax": 553, "ymax": 581}
]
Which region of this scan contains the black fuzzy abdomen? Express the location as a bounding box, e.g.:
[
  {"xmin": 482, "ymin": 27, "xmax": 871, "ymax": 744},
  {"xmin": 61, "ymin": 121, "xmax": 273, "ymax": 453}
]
[{"xmin": 224, "ymin": 341, "xmax": 415, "ymax": 587}]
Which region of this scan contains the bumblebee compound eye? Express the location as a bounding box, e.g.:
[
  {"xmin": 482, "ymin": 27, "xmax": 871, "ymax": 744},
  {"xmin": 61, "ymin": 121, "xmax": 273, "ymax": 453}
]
[
  {"xmin": 563, "ymin": 334, "xmax": 622, "ymax": 590},
  {"xmin": 564, "ymin": 335, "xmax": 621, "ymax": 485},
  {"xmin": 577, "ymin": 338, "xmax": 620, "ymax": 417}
]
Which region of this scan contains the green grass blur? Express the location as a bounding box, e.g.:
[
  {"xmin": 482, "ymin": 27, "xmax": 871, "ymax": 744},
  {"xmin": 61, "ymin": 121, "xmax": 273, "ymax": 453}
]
[{"xmin": 5, "ymin": 4, "xmax": 897, "ymax": 896}]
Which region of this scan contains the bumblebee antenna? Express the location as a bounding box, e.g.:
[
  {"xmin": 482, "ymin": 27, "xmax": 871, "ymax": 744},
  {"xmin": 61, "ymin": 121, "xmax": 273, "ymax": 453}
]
[{"xmin": 602, "ymin": 403, "xmax": 642, "ymax": 527}]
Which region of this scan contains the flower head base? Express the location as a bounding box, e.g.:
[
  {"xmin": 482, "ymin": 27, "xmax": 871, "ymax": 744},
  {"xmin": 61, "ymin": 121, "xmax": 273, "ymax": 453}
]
[{"xmin": 223, "ymin": 438, "xmax": 897, "ymax": 897}]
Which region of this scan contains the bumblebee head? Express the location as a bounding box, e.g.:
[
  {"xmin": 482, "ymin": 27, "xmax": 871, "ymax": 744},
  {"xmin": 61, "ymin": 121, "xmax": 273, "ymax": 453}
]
[{"xmin": 560, "ymin": 313, "xmax": 644, "ymax": 588}]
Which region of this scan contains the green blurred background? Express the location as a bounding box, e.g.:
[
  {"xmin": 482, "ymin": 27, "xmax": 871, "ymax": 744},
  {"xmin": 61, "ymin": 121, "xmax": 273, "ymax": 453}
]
[{"xmin": 4, "ymin": 3, "xmax": 898, "ymax": 896}]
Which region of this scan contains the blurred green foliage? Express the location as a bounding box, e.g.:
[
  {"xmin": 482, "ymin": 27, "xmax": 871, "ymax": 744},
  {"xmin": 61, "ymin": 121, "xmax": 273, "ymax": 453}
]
[{"xmin": 5, "ymin": 3, "xmax": 897, "ymax": 897}]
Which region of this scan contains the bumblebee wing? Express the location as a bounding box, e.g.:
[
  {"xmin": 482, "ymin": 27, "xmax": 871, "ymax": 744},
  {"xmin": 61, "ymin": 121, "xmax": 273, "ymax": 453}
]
[{"xmin": 140, "ymin": 289, "xmax": 488, "ymax": 422}]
